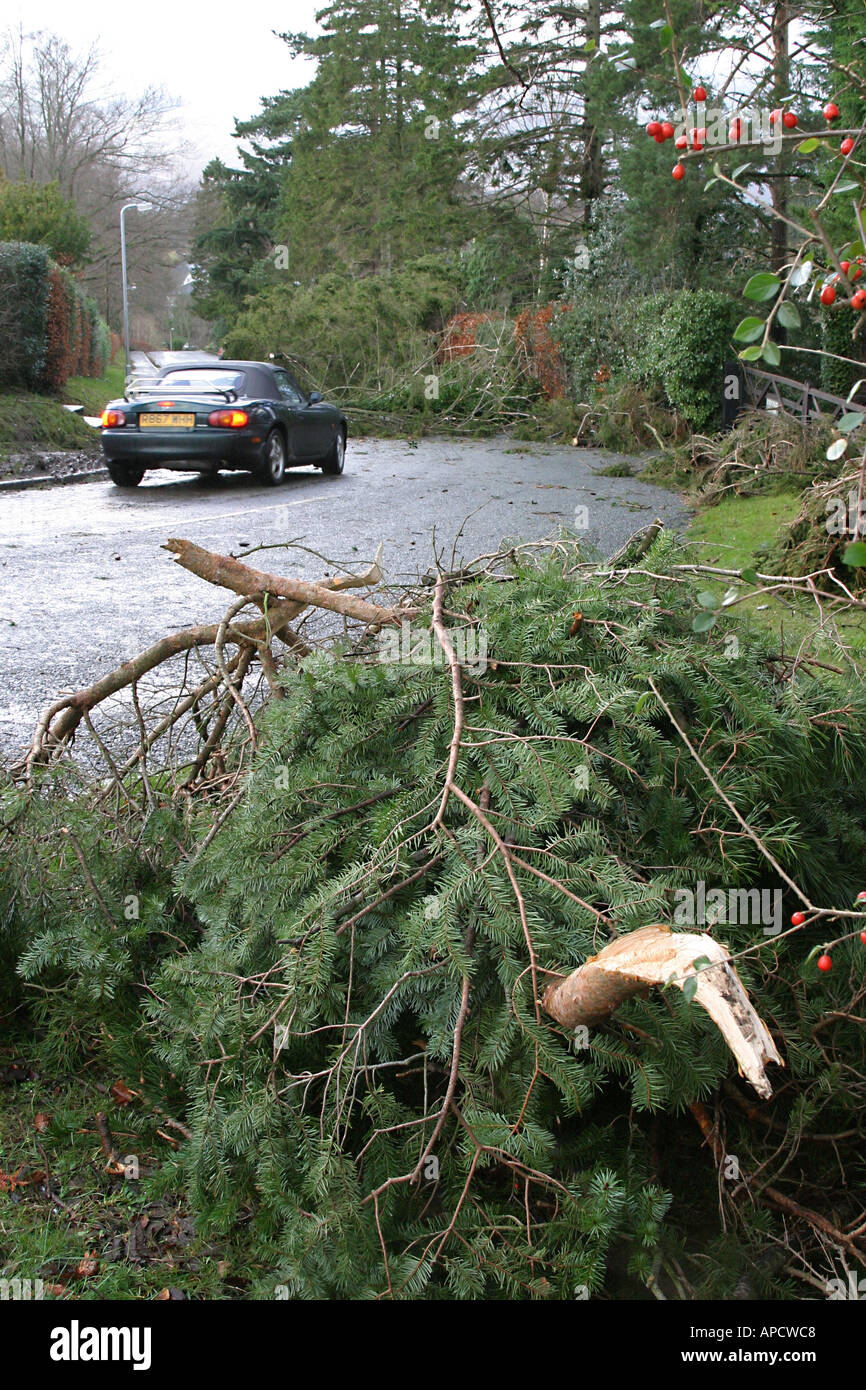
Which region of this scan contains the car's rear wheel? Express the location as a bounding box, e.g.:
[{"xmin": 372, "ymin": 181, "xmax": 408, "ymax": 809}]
[
  {"xmin": 320, "ymin": 428, "xmax": 346, "ymax": 476},
  {"xmin": 107, "ymin": 462, "xmax": 145, "ymax": 487},
  {"xmin": 256, "ymin": 429, "xmax": 287, "ymax": 486}
]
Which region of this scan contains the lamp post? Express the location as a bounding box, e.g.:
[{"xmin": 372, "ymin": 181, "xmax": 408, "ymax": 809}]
[{"xmin": 120, "ymin": 201, "xmax": 152, "ymax": 384}]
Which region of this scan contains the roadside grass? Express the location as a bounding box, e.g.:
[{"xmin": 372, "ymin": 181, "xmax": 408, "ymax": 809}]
[
  {"xmin": 682, "ymin": 489, "xmax": 866, "ymax": 662},
  {"xmin": 64, "ymin": 361, "xmax": 126, "ymax": 417},
  {"xmin": 0, "ymin": 393, "xmax": 97, "ymax": 458},
  {"xmin": 0, "ymin": 360, "xmax": 124, "ymax": 463},
  {"xmin": 0, "ymin": 1057, "xmax": 266, "ymax": 1300},
  {"xmin": 684, "ymin": 490, "xmax": 801, "ymax": 570}
]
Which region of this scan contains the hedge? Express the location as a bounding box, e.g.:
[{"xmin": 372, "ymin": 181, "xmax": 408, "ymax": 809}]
[
  {"xmin": 557, "ymin": 288, "xmax": 741, "ymax": 432},
  {"xmin": 0, "ymin": 240, "xmax": 110, "ymax": 393}
]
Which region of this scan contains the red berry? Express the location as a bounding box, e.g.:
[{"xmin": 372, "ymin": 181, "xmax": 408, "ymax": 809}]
[
  {"xmin": 857, "ymin": 891, "xmax": 866, "ymax": 901},
  {"xmin": 852, "ymin": 265, "xmax": 863, "ymax": 280},
  {"xmin": 661, "ymin": 121, "xmax": 675, "ymax": 140},
  {"xmin": 692, "ymin": 138, "xmax": 703, "ymax": 152},
  {"xmin": 675, "ymin": 135, "xmax": 688, "ymax": 150},
  {"xmin": 696, "ymin": 127, "xmax": 708, "ymax": 142},
  {"xmin": 852, "ymin": 290, "xmax": 866, "ymax": 310},
  {"xmin": 647, "ymin": 121, "xmax": 662, "ymax": 138},
  {"xmin": 817, "ymin": 953, "xmax": 833, "ymax": 972},
  {"xmin": 791, "ymin": 911, "xmax": 806, "ymax": 926},
  {"xmin": 694, "ymin": 86, "xmax": 707, "ymax": 103},
  {"xmin": 782, "ymin": 111, "xmax": 798, "ymax": 128},
  {"xmin": 672, "ymin": 163, "xmax": 686, "ymax": 180},
  {"xmin": 770, "ymin": 108, "xmax": 781, "ymax": 125},
  {"xmin": 841, "ymin": 137, "xmax": 855, "ymax": 156},
  {"xmin": 729, "ymin": 118, "xmax": 743, "ymax": 141},
  {"xmin": 860, "ymin": 931, "xmax": 866, "ymax": 945},
  {"xmin": 841, "ymin": 260, "xmax": 851, "ymax": 274},
  {"xmin": 821, "ymin": 285, "xmax": 837, "ymax": 306},
  {"xmin": 654, "ymin": 132, "xmax": 666, "ymax": 143},
  {"xmin": 824, "ymin": 102, "xmax": 840, "ymax": 121}
]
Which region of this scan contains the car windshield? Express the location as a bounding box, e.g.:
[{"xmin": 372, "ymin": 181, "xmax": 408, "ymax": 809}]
[{"xmin": 158, "ymin": 369, "xmax": 245, "ymax": 392}]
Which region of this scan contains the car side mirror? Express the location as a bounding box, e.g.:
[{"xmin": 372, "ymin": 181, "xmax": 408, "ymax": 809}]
[{"xmin": 308, "ymin": 391, "xmax": 323, "ymax": 404}]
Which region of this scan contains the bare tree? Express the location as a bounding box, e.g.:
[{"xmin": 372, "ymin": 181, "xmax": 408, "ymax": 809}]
[
  {"xmin": 0, "ymin": 28, "xmax": 179, "ymax": 198},
  {"xmin": 0, "ymin": 27, "xmax": 197, "ymax": 336}
]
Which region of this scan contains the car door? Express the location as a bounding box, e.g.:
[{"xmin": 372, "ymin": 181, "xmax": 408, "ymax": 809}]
[
  {"xmin": 271, "ymin": 370, "xmax": 309, "ymax": 457},
  {"xmin": 276, "ymin": 370, "xmax": 335, "ymax": 458}
]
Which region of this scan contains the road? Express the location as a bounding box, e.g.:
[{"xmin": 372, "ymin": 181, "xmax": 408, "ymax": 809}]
[{"xmin": 0, "ymin": 435, "xmax": 689, "ymax": 756}]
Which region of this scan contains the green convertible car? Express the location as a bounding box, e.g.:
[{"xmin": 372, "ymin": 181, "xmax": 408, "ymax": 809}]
[{"xmin": 100, "ymin": 360, "xmax": 347, "ymax": 487}]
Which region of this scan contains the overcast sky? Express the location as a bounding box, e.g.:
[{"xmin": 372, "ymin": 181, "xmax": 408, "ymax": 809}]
[{"xmin": 6, "ymin": 1, "xmax": 322, "ymax": 172}]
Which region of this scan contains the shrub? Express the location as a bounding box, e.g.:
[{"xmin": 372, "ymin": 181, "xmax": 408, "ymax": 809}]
[
  {"xmin": 41, "ymin": 267, "xmax": 76, "ymax": 393},
  {"xmin": 0, "ymin": 179, "xmax": 91, "ymax": 268},
  {"xmin": 0, "ymin": 241, "xmax": 111, "ymax": 393},
  {"xmin": 0, "ymin": 241, "xmax": 51, "ymax": 389},
  {"xmin": 513, "ymin": 302, "xmax": 571, "ymax": 398},
  {"xmin": 631, "ymin": 289, "xmax": 741, "ymax": 431}
]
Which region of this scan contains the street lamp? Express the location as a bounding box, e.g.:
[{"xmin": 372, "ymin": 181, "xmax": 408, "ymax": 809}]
[{"xmin": 120, "ymin": 201, "xmax": 152, "ymax": 385}]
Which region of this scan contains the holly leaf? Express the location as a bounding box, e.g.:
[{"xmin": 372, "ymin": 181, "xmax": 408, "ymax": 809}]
[
  {"xmin": 837, "ymin": 411, "xmax": 865, "ymax": 433},
  {"xmin": 842, "ymin": 541, "xmax": 866, "ymax": 567},
  {"xmin": 682, "ymin": 976, "xmax": 698, "ymax": 1004},
  {"xmin": 834, "ymin": 180, "xmax": 860, "ymax": 193},
  {"xmin": 738, "ymin": 345, "xmax": 763, "ymax": 361},
  {"xmin": 697, "ymin": 591, "xmax": 720, "ymax": 609},
  {"xmin": 776, "ymin": 301, "xmax": 801, "ymax": 329},
  {"xmin": 740, "ymin": 568, "xmax": 759, "ymax": 585},
  {"xmin": 826, "ymin": 437, "xmax": 849, "ymax": 460},
  {"xmin": 790, "ymin": 259, "xmax": 813, "ymax": 288},
  {"xmin": 797, "ymin": 137, "xmax": 820, "ymax": 154},
  {"xmin": 743, "ymin": 272, "xmax": 781, "ymax": 301},
  {"xmin": 692, "ymin": 611, "xmax": 717, "ymax": 632},
  {"xmin": 733, "ymin": 316, "xmax": 765, "ymax": 342}
]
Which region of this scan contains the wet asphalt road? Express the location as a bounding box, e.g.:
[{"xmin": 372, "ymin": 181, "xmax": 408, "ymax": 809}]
[{"xmin": 0, "ymin": 435, "xmax": 689, "ymax": 757}]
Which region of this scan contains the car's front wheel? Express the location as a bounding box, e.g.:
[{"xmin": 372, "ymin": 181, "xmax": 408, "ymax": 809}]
[
  {"xmin": 256, "ymin": 429, "xmax": 286, "ymax": 486},
  {"xmin": 106, "ymin": 462, "xmax": 145, "ymax": 487},
  {"xmin": 320, "ymin": 428, "xmax": 346, "ymax": 476}
]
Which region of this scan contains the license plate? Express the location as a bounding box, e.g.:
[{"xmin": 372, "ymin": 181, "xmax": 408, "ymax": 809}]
[{"xmin": 140, "ymin": 413, "xmax": 196, "ymax": 428}]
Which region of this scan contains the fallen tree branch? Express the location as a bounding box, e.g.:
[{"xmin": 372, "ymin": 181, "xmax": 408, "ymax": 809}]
[
  {"xmin": 163, "ymin": 538, "xmax": 406, "ymax": 627},
  {"xmin": 542, "ymin": 924, "xmax": 784, "ymax": 1100},
  {"xmin": 23, "ymin": 541, "xmax": 391, "ymax": 774},
  {"xmin": 24, "ymin": 607, "xmax": 293, "ymax": 774}
]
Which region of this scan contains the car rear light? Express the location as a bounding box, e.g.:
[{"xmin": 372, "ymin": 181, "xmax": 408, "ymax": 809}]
[
  {"xmin": 101, "ymin": 409, "xmax": 126, "ymax": 427},
  {"xmin": 208, "ymin": 409, "xmax": 249, "ymax": 428}
]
